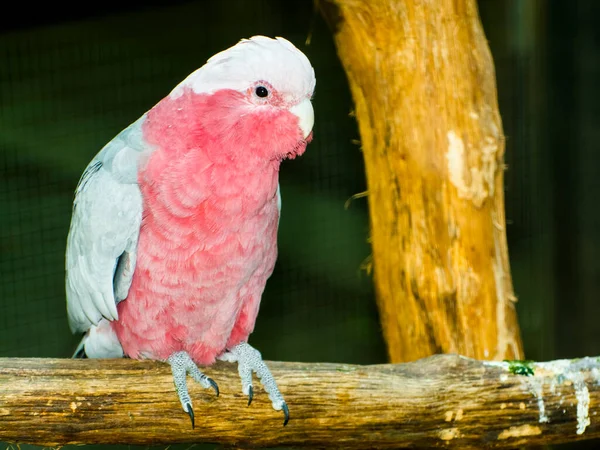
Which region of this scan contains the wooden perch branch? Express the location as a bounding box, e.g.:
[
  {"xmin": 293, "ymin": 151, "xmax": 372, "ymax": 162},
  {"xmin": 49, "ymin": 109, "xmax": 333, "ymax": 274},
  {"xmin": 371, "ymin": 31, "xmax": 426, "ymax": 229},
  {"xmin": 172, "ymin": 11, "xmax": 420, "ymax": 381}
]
[{"xmin": 1, "ymin": 355, "xmax": 600, "ymax": 448}]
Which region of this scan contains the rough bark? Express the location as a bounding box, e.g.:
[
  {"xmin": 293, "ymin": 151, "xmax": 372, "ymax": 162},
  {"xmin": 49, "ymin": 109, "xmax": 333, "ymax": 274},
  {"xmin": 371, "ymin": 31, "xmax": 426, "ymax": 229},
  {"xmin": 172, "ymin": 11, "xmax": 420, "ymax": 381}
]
[
  {"xmin": 318, "ymin": 0, "xmax": 524, "ymax": 362},
  {"xmin": 1, "ymin": 356, "xmax": 600, "ymax": 448}
]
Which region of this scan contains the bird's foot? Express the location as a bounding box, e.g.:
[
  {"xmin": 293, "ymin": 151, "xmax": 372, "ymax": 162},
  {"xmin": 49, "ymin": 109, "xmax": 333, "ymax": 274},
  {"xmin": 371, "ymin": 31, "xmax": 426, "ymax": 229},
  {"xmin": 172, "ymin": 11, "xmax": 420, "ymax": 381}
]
[
  {"xmin": 218, "ymin": 342, "xmax": 289, "ymax": 426},
  {"xmin": 167, "ymin": 351, "xmax": 219, "ymax": 428}
]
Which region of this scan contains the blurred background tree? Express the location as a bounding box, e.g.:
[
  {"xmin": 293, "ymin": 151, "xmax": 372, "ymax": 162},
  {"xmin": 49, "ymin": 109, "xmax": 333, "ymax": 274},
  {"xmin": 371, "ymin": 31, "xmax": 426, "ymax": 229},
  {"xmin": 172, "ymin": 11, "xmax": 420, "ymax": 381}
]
[
  {"xmin": 1, "ymin": 0, "xmax": 599, "ymax": 448},
  {"xmin": 319, "ymin": 0, "xmax": 524, "ymax": 363}
]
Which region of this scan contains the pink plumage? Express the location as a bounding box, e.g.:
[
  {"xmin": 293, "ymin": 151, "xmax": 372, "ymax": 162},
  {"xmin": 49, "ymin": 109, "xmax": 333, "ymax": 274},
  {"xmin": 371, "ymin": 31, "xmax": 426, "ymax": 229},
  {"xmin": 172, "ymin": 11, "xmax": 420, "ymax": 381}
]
[{"xmin": 113, "ymin": 87, "xmax": 310, "ymax": 363}]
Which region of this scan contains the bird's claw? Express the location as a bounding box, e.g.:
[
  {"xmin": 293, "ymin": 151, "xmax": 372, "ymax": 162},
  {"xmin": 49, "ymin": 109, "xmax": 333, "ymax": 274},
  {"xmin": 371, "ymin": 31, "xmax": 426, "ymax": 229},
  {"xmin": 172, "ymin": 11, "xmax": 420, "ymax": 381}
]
[
  {"xmin": 247, "ymin": 385, "xmax": 253, "ymax": 406},
  {"xmin": 220, "ymin": 342, "xmax": 288, "ymax": 424},
  {"xmin": 282, "ymin": 401, "xmax": 289, "ymax": 426},
  {"xmin": 185, "ymin": 402, "xmax": 195, "ymax": 429},
  {"xmin": 207, "ymin": 377, "xmax": 219, "ymax": 397},
  {"xmin": 168, "ymin": 351, "xmax": 218, "ymax": 428}
]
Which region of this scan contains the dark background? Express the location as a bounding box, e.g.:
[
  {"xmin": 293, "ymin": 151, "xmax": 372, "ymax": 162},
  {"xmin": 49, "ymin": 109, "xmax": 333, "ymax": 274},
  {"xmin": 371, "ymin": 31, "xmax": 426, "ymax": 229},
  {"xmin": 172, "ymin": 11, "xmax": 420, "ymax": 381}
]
[{"xmin": 1, "ymin": 0, "xmax": 599, "ymax": 448}]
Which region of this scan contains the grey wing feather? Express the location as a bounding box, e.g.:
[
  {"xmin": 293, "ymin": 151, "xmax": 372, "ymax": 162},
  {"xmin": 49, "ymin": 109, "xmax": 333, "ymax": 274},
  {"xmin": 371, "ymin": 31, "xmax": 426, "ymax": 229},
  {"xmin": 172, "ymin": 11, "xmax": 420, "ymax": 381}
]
[
  {"xmin": 276, "ymin": 183, "xmax": 281, "ymax": 225},
  {"xmin": 66, "ymin": 115, "xmax": 151, "ymax": 334}
]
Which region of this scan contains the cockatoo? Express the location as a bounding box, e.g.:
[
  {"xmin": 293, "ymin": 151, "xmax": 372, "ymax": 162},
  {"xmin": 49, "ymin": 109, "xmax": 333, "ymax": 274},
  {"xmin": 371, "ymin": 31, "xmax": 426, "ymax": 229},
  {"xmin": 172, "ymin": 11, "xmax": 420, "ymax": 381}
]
[{"xmin": 65, "ymin": 36, "xmax": 315, "ymax": 427}]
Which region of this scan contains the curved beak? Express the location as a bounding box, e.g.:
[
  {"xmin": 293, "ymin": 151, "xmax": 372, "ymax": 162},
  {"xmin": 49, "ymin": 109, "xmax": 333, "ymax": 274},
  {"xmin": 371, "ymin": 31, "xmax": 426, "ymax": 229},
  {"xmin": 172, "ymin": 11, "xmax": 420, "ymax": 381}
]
[{"xmin": 290, "ymin": 98, "xmax": 314, "ymax": 139}]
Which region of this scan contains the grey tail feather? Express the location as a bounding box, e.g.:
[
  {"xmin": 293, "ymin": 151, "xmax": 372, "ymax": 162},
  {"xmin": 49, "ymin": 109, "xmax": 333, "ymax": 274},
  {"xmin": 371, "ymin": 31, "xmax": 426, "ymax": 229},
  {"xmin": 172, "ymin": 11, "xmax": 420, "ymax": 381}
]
[{"xmin": 72, "ymin": 335, "xmax": 87, "ymax": 359}]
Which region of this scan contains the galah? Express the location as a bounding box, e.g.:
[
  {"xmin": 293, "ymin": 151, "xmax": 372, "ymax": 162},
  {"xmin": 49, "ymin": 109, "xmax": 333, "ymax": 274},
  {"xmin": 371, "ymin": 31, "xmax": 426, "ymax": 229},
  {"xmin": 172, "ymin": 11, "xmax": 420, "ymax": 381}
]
[{"xmin": 65, "ymin": 36, "xmax": 315, "ymax": 427}]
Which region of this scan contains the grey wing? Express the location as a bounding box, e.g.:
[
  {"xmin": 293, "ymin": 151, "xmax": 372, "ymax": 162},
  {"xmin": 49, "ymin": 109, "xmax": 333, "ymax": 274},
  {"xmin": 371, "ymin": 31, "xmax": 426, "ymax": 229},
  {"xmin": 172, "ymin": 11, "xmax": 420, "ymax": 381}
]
[
  {"xmin": 276, "ymin": 183, "xmax": 281, "ymax": 213},
  {"xmin": 66, "ymin": 116, "xmax": 150, "ymax": 333}
]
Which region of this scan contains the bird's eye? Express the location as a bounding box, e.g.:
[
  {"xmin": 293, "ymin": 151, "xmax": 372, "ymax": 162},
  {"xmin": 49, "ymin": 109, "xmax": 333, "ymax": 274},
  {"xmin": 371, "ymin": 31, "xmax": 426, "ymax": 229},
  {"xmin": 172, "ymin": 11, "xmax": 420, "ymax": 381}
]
[{"xmin": 255, "ymin": 86, "xmax": 269, "ymax": 98}]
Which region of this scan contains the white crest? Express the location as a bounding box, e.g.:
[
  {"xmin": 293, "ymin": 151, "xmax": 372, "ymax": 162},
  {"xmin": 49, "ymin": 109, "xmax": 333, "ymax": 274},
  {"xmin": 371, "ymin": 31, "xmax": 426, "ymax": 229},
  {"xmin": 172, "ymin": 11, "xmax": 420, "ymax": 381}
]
[{"xmin": 170, "ymin": 36, "xmax": 316, "ymax": 103}]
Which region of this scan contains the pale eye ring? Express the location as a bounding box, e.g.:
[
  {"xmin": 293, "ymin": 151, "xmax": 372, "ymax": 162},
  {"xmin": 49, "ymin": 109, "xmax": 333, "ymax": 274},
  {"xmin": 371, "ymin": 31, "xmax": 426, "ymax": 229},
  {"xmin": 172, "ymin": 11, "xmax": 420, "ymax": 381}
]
[{"xmin": 255, "ymin": 86, "xmax": 269, "ymax": 98}]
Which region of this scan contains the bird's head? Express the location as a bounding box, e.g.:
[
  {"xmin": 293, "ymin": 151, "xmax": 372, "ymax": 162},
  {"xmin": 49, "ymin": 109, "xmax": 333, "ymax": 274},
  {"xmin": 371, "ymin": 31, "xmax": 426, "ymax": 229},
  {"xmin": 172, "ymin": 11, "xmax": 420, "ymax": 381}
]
[{"xmin": 166, "ymin": 36, "xmax": 316, "ymax": 163}]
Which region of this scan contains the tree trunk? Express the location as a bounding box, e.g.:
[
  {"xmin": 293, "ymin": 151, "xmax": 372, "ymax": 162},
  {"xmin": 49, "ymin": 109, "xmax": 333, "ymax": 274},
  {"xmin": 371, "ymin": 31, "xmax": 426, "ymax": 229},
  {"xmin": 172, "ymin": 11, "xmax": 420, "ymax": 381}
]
[{"xmin": 318, "ymin": 0, "xmax": 524, "ymax": 362}]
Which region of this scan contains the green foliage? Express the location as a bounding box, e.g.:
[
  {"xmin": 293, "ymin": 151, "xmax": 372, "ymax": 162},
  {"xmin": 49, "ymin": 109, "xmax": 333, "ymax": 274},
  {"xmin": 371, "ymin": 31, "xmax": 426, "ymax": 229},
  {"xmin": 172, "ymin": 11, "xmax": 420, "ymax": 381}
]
[{"xmin": 504, "ymin": 359, "xmax": 535, "ymax": 377}]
